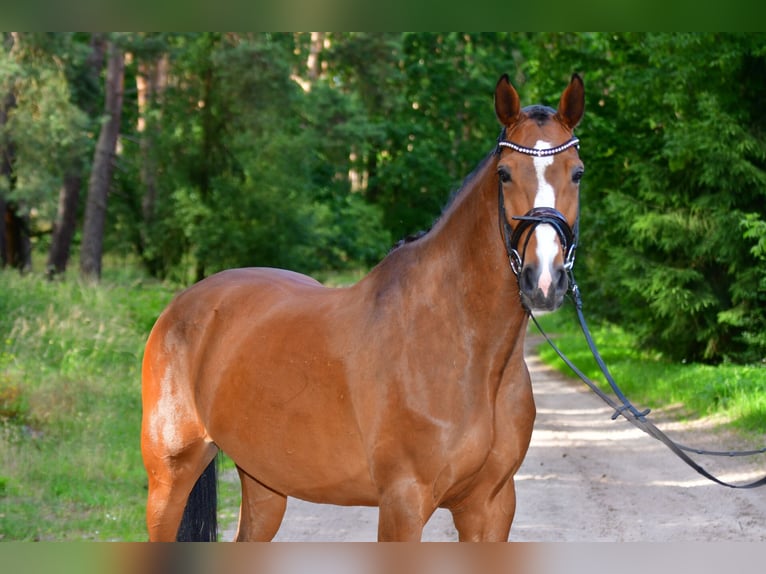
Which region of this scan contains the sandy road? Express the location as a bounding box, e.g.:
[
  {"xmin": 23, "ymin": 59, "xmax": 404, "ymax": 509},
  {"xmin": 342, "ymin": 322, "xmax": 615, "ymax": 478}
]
[{"xmin": 223, "ymin": 337, "xmax": 766, "ymax": 542}]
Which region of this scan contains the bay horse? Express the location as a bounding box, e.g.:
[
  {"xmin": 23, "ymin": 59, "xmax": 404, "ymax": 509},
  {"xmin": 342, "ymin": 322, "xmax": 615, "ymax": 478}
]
[{"xmin": 141, "ymin": 73, "xmax": 585, "ymax": 542}]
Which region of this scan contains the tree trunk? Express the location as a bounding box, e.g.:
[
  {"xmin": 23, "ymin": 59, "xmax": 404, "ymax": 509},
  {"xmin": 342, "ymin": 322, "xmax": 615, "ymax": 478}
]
[
  {"xmin": 136, "ymin": 49, "xmax": 169, "ymax": 277},
  {"xmin": 0, "ymin": 91, "xmax": 31, "ymax": 273},
  {"xmin": 2, "ymin": 204, "xmax": 31, "ymax": 272},
  {"xmin": 46, "ymin": 172, "xmax": 83, "ymax": 277},
  {"xmin": 79, "ymin": 41, "xmax": 124, "ymax": 281},
  {"xmin": 137, "ymin": 54, "xmax": 168, "ymax": 228},
  {"xmin": 306, "ymin": 32, "xmax": 325, "ymax": 83},
  {"xmin": 46, "ymin": 33, "xmax": 107, "ymax": 278},
  {"xmin": 0, "ymin": 91, "xmax": 14, "ymax": 269},
  {"xmin": 0, "ymin": 32, "xmax": 30, "ymax": 273}
]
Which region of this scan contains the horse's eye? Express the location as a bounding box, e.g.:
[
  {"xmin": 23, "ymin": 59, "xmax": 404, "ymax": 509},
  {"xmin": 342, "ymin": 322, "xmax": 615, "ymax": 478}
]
[
  {"xmin": 572, "ymin": 168, "xmax": 584, "ymax": 184},
  {"xmin": 498, "ymin": 167, "xmax": 512, "ymax": 183}
]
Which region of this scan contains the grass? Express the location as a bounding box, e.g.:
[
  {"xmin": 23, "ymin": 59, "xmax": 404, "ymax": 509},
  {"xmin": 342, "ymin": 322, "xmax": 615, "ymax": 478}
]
[
  {"xmin": 533, "ymin": 304, "xmax": 766, "ymax": 436},
  {"xmin": 0, "ymin": 264, "xmax": 178, "ymax": 540}
]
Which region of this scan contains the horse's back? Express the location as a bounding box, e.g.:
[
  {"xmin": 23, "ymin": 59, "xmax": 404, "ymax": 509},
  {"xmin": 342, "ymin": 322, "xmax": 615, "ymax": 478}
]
[
  {"xmin": 142, "ymin": 266, "xmax": 335, "ymax": 407},
  {"xmin": 144, "ymin": 267, "xmax": 320, "ymax": 372},
  {"xmin": 171, "ymin": 267, "xmax": 325, "ymax": 311}
]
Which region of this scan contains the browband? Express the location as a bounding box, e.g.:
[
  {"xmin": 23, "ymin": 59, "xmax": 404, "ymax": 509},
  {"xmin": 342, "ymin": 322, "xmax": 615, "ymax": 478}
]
[{"xmin": 497, "ymin": 136, "xmax": 580, "ymax": 157}]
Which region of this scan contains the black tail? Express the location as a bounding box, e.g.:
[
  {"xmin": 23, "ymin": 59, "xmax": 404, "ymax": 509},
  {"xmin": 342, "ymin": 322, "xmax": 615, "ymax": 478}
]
[{"xmin": 176, "ymin": 456, "xmax": 218, "ymax": 542}]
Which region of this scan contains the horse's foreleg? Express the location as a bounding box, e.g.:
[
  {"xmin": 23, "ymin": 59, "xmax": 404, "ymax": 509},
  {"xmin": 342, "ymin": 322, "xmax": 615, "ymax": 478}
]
[
  {"xmin": 449, "ymin": 364, "xmax": 534, "ymax": 541},
  {"xmin": 234, "ymin": 467, "xmax": 287, "ymax": 541},
  {"xmin": 377, "ymin": 480, "xmax": 433, "ymax": 541},
  {"xmin": 449, "ymin": 477, "xmax": 518, "ymax": 542},
  {"xmin": 449, "ymin": 417, "xmax": 532, "ymax": 541}
]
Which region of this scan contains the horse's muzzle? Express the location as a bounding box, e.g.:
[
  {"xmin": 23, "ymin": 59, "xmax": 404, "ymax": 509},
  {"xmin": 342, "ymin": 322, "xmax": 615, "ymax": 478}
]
[{"xmin": 519, "ymin": 262, "xmax": 569, "ymax": 312}]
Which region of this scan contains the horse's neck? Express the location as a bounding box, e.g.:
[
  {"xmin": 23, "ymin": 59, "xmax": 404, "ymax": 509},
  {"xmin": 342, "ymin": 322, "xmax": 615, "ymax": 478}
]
[{"xmin": 364, "ymin": 155, "xmax": 527, "ymax": 340}]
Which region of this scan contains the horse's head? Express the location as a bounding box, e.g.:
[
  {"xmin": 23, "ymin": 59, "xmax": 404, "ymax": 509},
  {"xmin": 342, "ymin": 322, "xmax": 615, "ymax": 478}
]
[{"xmin": 494, "ymin": 74, "xmax": 585, "ymax": 312}]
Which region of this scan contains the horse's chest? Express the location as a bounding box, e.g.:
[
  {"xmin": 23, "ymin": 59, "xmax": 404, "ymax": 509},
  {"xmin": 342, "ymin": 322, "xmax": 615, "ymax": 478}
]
[{"xmin": 366, "ymin": 396, "xmax": 497, "ymax": 487}]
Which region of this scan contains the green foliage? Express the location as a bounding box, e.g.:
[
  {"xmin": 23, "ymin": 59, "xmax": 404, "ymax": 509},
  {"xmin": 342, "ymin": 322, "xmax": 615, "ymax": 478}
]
[
  {"xmin": 0, "ymin": 33, "xmax": 90, "ymax": 221},
  {"xmin": 373, "ymin": 33, "xmax": 518, "ymax": 238},
  {"xmin": 108, "ymin": 33, "xmax": 391, "ymax": 281},
  {"xmin": 4, "ymin": 32, "xmax": 766, "ymax": 363},
  {"xmin": 550, "ymin": 33, "xmax": 766, "ymax": 363}
]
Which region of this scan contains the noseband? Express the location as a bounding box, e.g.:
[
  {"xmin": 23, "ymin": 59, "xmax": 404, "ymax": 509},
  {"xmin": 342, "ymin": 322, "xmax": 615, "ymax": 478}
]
[{"xmin": 495, "ymin": 133, "xmax": 580, "ymax": 277}]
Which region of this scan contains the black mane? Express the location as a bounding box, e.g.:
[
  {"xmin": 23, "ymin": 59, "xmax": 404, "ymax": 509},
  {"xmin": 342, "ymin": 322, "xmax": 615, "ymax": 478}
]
[{"xmin": 389, "ymin": 229, "xmax": 429, "ymax": 253}]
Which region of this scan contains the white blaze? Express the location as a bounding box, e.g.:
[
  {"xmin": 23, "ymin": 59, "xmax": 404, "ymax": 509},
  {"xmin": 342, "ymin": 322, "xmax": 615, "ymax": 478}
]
[{"xmin": 532, "ymin": 140, "xmax": 558, "ymax": 296}]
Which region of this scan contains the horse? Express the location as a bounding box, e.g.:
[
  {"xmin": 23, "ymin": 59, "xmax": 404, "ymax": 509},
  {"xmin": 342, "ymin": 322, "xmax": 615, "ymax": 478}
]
[{"xmin": 141, "ymin": 73, "xmax": 585, "ymax": 542}]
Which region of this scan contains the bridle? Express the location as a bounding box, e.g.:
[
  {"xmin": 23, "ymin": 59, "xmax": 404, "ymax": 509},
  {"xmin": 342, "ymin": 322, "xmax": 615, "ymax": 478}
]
[
  {"xmin": 494, "ymin": 130, "xmax": 766, "ymax": 489},
  {"xmin": 495, "ymin": 131, "xmax": 581, "ymax": 277}
]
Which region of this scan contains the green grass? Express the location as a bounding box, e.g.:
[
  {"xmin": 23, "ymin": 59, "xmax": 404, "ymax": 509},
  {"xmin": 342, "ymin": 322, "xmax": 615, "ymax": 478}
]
[
  {"xmin": 533, "ymin": 304, "xmax": 766, "ymax": 435},
  {"xmin": 0, "ymin": 266, "xmax": 177, "ymax": 541}
]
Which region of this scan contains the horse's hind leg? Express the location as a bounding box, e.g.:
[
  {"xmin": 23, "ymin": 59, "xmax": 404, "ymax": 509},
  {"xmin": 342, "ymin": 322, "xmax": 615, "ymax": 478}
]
[
  {"xmin": 142, "ymin": 432, "xmax": 218, "ymax": 541},
  {"xmin": 234, "ymin": 466, "xmax": 287, "ymax": 541}
]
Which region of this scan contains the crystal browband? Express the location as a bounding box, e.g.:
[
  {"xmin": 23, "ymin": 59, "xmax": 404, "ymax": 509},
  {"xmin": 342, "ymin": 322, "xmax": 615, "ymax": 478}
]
[{"xmin": 497, "ymin": 136, "xmax": 580, "ymax": 157}]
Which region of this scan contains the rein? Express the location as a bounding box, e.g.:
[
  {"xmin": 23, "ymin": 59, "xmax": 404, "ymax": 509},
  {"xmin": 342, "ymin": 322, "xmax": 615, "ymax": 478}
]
[
  {"xmin": 530, "ymin": 277, "xmax": 766, "ymax": 490},
  {"xmin": 496, "ymin": 132, "xmax": 766, "ymax": 489}
]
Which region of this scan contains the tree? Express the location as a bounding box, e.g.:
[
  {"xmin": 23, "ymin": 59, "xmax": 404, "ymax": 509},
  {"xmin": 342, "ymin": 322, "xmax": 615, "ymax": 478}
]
[
  {"xmin": 107, "ymin": 33, "xmax": 392, "ymax": 282},
  {"xmin": 0, "ymin": 33, "xmax": 88, "ymax": 274},
  {"xmin": 0, "ymin": 32, "xmax": 30, "ymax": 272},
  {"xmin": 618, "ymin": 34, "xmax": 766, "ymax": 362},
  {"xmin": 80, "ymin": 39, "xmax": 124, "ymax": 281},
  {"xmin": 46, "ymin": 33, "xmax": 106, "ymax": 278},
  {"xmin": 0, "ymin": 85, "xmax": 22, "ymax": 270},
  {"xmin": 370, "ymin": 33, "xmax": 519, "ymax": 238}
]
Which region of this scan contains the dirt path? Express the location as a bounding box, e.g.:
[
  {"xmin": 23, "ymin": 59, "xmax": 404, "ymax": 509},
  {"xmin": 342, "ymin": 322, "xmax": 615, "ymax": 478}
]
[{"xmin": 223, "ymin": 337, "xmax": 766, "ymax": 541}]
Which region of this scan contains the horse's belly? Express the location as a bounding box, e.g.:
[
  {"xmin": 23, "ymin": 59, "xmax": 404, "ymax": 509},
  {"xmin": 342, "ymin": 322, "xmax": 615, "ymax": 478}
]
[
  {"xmin": 203, "ymin": 358, "xmax": 377, "ymax": 505},
  {"xmin": 213, "ymin": 411, "xmax": 375, "ymax": 504}
]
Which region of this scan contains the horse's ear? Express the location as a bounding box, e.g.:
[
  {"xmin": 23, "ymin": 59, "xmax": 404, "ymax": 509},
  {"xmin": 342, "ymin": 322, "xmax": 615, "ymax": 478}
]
[
  {"xmin": 495, "ymin": 74, "xmax": 520, "ymax": 127},
  {"xmin": 557, "ymin": 73, "xmax": 585, "ymax": 130}
]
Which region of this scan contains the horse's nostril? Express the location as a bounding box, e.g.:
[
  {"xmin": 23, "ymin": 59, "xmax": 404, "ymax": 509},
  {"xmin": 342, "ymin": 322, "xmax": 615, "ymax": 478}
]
[
  {"xmin": 555, "ymin": 267, "xmax": 568, "ymax": 292},
  {"xmin": 520, "ymin": 266, "xmax": 537, "ymax": 293}
]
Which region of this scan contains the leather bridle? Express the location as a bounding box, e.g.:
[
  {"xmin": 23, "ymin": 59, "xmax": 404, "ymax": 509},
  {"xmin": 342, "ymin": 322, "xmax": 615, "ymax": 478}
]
[{"xmin": 495, "ymin": 132, "xmax": 580, "ymax": 277}]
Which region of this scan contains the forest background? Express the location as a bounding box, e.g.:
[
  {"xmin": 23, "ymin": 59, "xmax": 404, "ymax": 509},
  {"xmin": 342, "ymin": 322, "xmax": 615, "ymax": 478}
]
[
  {"xmin": 1, "ymin": 31, "xmax": 765, "ymax": 541},
  {"xmin": 2, "ymin": 32, "xmax": 765, "ymax": 363}
]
